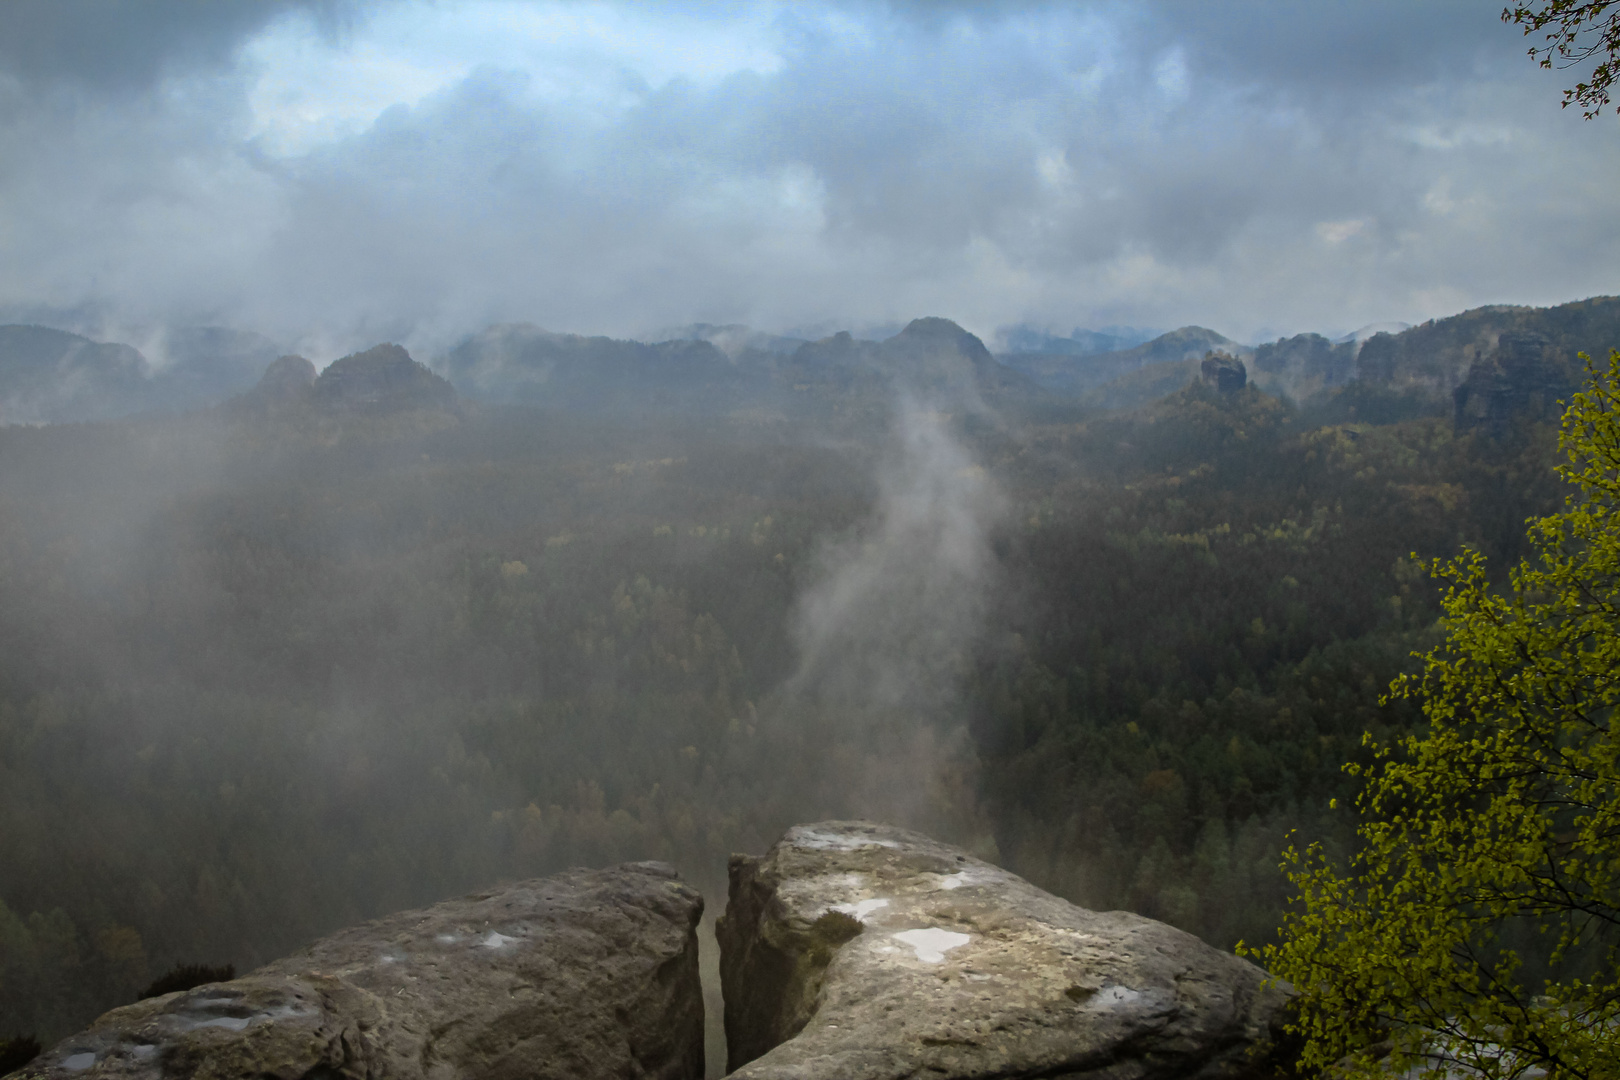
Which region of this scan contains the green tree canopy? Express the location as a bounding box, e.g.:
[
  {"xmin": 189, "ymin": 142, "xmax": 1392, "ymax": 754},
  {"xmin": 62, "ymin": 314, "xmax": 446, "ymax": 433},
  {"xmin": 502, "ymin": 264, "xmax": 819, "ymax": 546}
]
[{"xmin": 1256, "ymin": 352, "xmax": 1620, "ymax": 1080}]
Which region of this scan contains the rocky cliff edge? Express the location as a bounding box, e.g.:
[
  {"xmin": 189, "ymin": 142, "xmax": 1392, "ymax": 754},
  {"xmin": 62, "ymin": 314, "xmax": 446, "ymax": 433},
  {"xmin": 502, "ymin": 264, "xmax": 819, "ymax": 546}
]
[
  {"xmin": 718, "ymin": 821, "xmax": 1294, "ymax": 1080},
  {"xmin": 15, "ymin": 862, "xmax": 704, "ymax": 1080}
]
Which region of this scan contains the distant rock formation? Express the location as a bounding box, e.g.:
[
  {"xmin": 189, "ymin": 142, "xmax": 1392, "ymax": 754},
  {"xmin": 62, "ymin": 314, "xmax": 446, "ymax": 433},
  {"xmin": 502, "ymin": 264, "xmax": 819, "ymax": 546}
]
[
  {"xmin": 17, "ymin": 863, "xmax": 705, "ymax": 1080},
  {"xmin": 1003, "ymin": 326, "xmax": 1247, "ymax": 400},
  {"xmin": 442, "ymin": 323, "xmax": 748, "ymax": 413},
  {"xmin": 250, "ymin": 355, "xmax": 316, "ymax": 404},
  {"xmin": 649, "ymin": 324, "xmax": 808, "ymax": 357},
  {"xmin": 1330, "ymin": 295, "xmax": 1620, "ymax": 403},
  {"xmin": 0, "ymin": 325, "xmax": 149, "ymax": 424},
  {"xmin": 718, "ymin": 821, "xmax": 1293, "ymax": 1080},
  {"xmin": 145, "ymin": 327, "xmax": 283, "ymax": 411},
  {"xmin": 311, "ymin": 343, "xmax": 456, "ymax": 414},
  {"xmin": 995, "ymin": 325, "xmax": 1157, "ymax": 357},
  {"xmin": 444, "ymin": 317, "xmax": 1040, "ymax": 418},
  {"xmin": 1249, "ymin": 332, "xmax": 1354, "ymax": 399},
  {"xmin": 786, "ymin": 317, "xmax": 1039, "ymax": 409},
  {"xmin": 871, "ymin": 316, "xmax": 999, "ymax": 400},
  {"xmin": 0, "ymin": 324, "xmax": 283, "ymax": 424},
  {"xmin": 1200, "ymin": 351, "xmax": 1248, "ymax": 393},
  {"xmin": 1454, "ymin": 330, "xmax": 1574, "ymax": 433},
  {"xmin": 1355, "ymin": 331, "xmax": 1399, "ymax": 385}
]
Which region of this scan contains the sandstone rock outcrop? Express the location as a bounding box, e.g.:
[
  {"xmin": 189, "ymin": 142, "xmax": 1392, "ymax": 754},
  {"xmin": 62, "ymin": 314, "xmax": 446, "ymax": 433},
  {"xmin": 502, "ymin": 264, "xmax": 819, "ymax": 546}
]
[
  {"xmin": 1248, "ymin": 333, "xmax": 1353, "ymax": 399},
  {"xmin": 718, "ymin": 821, "xmax": 1292, "ymax": 1080},
  {"xmin": 1200, "ymin": 351, "xmax": 1248, "ymax": 393},
  {"xmin": 251, "ymin": 354, "xmax": 317, "ymax": 405},
  {"xmin": 1354, "ymin": 331, "xmax": 1399, "ymax": 385},
  {"xmin": 1453, "ymin": 330, "xmax": 1574, "ymax": 433},
  {"xmin": 16, "ymin": 862, "xmax": 704, "ymax": 1080},
  {"xmin": 260, "ymin": 353, "xmax": 317, "ymax": 390},
  {"xmin": 312, "ymin": 343, "xmax": 456, "ymax": 414}
]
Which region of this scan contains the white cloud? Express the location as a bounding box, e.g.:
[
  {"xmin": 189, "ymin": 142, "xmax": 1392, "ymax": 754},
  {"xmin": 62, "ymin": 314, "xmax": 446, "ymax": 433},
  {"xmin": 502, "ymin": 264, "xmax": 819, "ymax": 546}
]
[
  {"xmin": 242, "ymin": 1, "xmax": 789, "ymax": 156},
  {"xmin": 1153, "ymin": 45, "xmax": 1188, "ymax": 101},
  {"xmin": 1, "ymin": 0, "xmax": 1619, "ymax": 351},
  {"xmin": 1316, "ymin": 219, "xmax": 1367, "ymax": 244}
]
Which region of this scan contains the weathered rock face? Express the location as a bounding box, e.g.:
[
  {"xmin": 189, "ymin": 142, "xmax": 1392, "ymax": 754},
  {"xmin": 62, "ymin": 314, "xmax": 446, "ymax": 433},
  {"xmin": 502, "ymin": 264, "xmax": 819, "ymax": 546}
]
[
  {"xmin": 1200, "ymin": 352, "xmax": 1248, "ymax": 393},
  {"xmin": 1250, "ymin": 332, "xmax": 1354, "ymax": 392},
  {"xmin": 17, "ymin": 862, "xmax": 704, "ymax": 1080},
  {"xmin": 1453, "ymin": 330, "xmax": 1573, "ymax": 433},
  {"xmin": 1355, "ymin": 331, "xmax": 1399, "ymax": 385},
  {"xmin": 718, "ymin": 822, "xmax": 1292, "ymax": 1080}
]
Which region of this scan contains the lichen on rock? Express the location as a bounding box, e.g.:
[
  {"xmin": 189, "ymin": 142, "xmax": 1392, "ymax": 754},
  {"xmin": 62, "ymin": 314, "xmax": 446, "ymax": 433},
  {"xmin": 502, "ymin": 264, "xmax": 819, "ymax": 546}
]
[
  {"xmin": 16, "ymin": 862, "xmax": 705, "ymax": 1080},
  {"xmin": 717, "ymin": 820, "xmax": 1295, "ymax": 1080}
]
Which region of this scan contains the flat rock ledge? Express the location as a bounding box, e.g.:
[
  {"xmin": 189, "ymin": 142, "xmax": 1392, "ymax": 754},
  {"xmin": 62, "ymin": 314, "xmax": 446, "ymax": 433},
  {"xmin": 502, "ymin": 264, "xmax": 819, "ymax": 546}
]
[
  {"xmin": 717, "ymin": 821, "xmax": 1293, "ymax": 1080},
  {"xmin": 17, "ymin": 862, "xmax": 704, "ymax": 1080}
]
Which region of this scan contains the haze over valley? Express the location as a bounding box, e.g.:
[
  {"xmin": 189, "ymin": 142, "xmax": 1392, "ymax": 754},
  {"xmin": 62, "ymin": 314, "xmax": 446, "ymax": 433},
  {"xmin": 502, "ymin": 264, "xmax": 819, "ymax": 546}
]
[{"xmin": 4, "ymin": 3, "xmax": 1620, "ymax": 1075}]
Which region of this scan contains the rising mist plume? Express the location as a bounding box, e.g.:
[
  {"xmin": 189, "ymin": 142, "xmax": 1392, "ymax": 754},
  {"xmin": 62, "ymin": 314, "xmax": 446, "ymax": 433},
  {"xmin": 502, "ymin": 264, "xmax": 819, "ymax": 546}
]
[{"xmin": 764, "ymin": 398, "xmax": 1007, "ymax": 843}]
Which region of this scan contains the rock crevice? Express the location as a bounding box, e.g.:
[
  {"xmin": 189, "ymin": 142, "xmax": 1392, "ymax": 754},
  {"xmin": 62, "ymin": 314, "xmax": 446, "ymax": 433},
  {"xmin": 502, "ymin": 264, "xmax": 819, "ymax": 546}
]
[
  {"xmin": 15, "ymin": 828, "xmax": 1295, "ymax": 1080},
  {"xmin": 717, "ymin": 821, "xmax": 1292, "ymax": 1080}
]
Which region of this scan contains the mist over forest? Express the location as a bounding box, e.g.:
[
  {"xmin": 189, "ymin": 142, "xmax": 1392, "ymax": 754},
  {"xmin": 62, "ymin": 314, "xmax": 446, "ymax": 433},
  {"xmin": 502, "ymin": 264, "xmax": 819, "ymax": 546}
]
[
  {"xmin": 1, "ymin": 295, "xmax": 1611, "ymax": 1045},
  {"xmin": 4, "ymin": 2, "xmax": 1620, "ymax": 1072}
]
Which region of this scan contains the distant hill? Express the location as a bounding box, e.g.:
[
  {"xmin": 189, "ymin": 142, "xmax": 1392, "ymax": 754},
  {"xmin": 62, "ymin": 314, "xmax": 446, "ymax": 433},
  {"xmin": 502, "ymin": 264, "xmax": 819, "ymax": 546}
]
[
  {"xmin": 442, "ymin": 324, "xmax": 764, "ymax": 414},
  {"xmin": 442, "ymin": 317, "xmax": 1042, "ymax": 418},
  {"xmin": 151, "ymin": 326, "xmax": 283, "ymax": 410},
  {"xmin": 0, "ymin": 325, "xmax": 149, "ymax": 423},
  {"xmin": 995, "ymin": 324, "xmax": 1159, "ymax": 356},
  {"xmin": 1247, "ymin": 333, "xmax": 1358, "ymax": 402},
  {"xmin": 233, "ymin": 345, "xmax": 455, "ymax": 419},
  {"xmin": 1354, "ymin": 296, "xmax": 1620, "ymax": 398},
  {"xmin": 17, "ymin": 298, "xmax": 1618, "ymax": 428},
  {"xmin": 1336, "ymin": 321, "xmax": 1412, "ymax": 345},
  {"xmin": 0, "ymin": 324, "xmax": 281, "ymax": 424},
  {"xmin": 1241, "ymin": 296, "xmax": 1620, "ymax": 412},
  {"xmin": 313, "ymin": 344, "xmax": 455, "ymax": 414},
  {"xmin": 1001, "ymin": 326, "xmax": 1245, "ymax": 399},
  {"xmin": 786, "ymin": 316, "xmax": 1038, "ymax": 404},
  {"xmin": 647, "ymin": 324, "xmax": 808, "ymax": 357},
  {"xmin": 248, "ymin": 355, "xmax": 317, "ymax": 407},
  {"xmin": 1071, "ymin": 296, "xmax": 1620, "ymax": 417}
]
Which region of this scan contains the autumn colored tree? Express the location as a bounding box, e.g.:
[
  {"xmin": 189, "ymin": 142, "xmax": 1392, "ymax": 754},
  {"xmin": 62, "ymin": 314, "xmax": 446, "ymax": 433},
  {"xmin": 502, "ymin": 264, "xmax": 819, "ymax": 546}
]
[{"xmin": 1256, "ymin": 353, "xmax": 1620, "ymax": 1079}]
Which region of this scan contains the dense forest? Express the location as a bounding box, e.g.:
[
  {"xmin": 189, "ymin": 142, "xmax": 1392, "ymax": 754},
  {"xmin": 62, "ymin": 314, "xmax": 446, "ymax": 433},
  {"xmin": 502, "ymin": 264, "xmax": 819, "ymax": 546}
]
[{"xmin": 0, "ymin": 307, "xmax": 1585, "ymax": 1046}]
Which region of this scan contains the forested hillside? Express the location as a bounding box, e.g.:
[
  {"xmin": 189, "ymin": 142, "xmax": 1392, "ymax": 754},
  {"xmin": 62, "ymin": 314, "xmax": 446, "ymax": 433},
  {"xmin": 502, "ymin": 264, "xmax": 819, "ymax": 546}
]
[{"xmin": 0, "ymin": 324, "xmax": 1573, "ymax": 1041}]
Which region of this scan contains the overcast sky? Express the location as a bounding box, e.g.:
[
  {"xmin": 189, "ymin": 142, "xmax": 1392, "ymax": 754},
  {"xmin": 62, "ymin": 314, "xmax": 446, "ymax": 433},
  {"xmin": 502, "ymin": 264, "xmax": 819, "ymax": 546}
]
[{"xmin": 1, "ymin": 0, "xmax": 1616, "ymax": 358}]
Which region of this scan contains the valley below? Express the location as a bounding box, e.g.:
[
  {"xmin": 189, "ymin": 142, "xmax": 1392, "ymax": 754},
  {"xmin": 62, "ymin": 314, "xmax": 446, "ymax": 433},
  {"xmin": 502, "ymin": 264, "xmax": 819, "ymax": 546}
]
[{"xmin": 0, "ymin": 300, "xmax": 1600, "ymax": 1059}]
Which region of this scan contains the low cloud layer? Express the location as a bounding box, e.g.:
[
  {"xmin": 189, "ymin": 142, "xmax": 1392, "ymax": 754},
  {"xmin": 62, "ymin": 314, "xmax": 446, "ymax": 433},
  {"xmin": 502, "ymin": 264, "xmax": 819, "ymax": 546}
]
[{"xmin": 2, "ymin": 1, "xmax": 1617, "ymax": 356}]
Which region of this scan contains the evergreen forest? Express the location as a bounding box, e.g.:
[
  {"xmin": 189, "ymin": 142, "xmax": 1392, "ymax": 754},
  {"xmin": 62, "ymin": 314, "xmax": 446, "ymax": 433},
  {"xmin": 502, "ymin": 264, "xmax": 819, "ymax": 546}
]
[{"xmin": 0, "ymin": 310, "xmax": 1586, "ymax": 1045}]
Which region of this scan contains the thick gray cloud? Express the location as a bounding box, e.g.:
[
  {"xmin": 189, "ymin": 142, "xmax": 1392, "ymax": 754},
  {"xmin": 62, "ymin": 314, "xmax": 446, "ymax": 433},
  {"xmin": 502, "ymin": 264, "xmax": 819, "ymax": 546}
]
[
  {"xmin": 0, "ymin": 0, "xmax": 352, "ymax": 91},
  {"xmin": 0, "ymin": 0, "xmax": 1615, "ymax": 358}
]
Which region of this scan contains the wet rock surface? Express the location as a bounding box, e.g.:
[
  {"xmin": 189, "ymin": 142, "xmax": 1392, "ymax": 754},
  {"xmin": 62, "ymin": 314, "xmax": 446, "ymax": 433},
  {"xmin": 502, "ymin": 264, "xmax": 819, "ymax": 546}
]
[
  {"xmin": 16, "ymin": 862, "xmax": 705, "ymax": 1080},
  {"xmin": 718, "ymin": 821, "xmax": 1292, "ymax": 1080}
]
